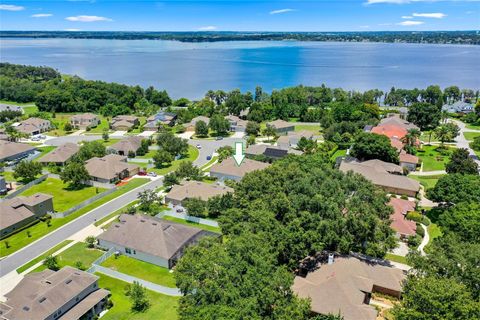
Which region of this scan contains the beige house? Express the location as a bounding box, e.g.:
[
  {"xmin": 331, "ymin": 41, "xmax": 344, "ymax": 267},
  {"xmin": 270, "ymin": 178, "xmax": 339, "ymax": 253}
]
[
  {"xmin": 277, "ymin": 130, "xmax": 314, "ymax": 149},
  {"xmin": 0, "ymin": 140, "xmax": 36, "ymax": 162},
  {"xmin": 107, "ymin": 136, "xmax": 144, "ymax": 156},
  {"xmin": 0, "ymin": 266, "xmax": 110, "ymax": 320},
  {"xmin": 183, "ymin": 116, "xmax": 210, "ymax": 131},
  {"xmin": 226, "ymin": 115, "xmax": 247, "ymax": 132},
  {"xmin": 38, "ymin": 143, "xmax": 79, "ymax": 166},
  {"xmin": 399, "ymin": 151, "xmax": 419, "ymax": 172},
  {"xmin": 85, "ymin": 154, "xmax": 139, "ymax": 184},
  {"xmin": 210, "ymin": 158, "xmax": 270, "ymax": 182},
  {"xmin": 339, "ymin": 159, "xmax": 420, "ymax": 197},
  {"xmin": 245, "ymin": 144, "xmax": 290, "ymax": 160},
  {"xmin": 292, "ymin": 255, "xmax": 405, "ymax": 320},
  {"xmin": 70, "ymin": 113, "xmax": 100, "ymax": 129},
  {"xmin": 15, "ymin": 118, "xmax": 51, "ymax": 136},
  {"xmin": 97, "ymin": 214, "xmax": 218, "ymax": 269},
  {"xmin": 165, "ymin": 181, "xmax": 233, "ymax": 206},
  {"xmin": 1, "ymin": 193, "xmax": 53, "ymax": 238},
  {"xmin": 110, "ymin": 115, "xmax": 139, "ymax": 131},
  {"xmin": 266, "ymin": 119, "xmax": 295, "ymax": 135}
]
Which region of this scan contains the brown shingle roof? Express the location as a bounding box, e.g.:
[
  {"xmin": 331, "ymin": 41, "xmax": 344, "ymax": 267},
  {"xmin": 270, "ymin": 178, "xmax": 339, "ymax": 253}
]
[
  {"xmin": 165, "ymin": 180, "xmax": 233, "ymax": 203},
  {"xmin": 85, "ymin": 154, "xmax": 138, "ymax": 181},
  {"xmin": 0, "ymin": 141, "xmax": 36, "ymax": 161},
  {"xmin": 267, "ymin": 119, "xmax": 294, "ymax": 130},
  {"xmin": 210, "ymin": 158, "xmax": 270, "ymax": 179},
  {"xmin": 292, "ymin": 256, "xmax": 405, "ymax": 320},
  {"xmin": 70, "ymin": 113, "xmax": 98, "ymax": 122},
  {"xmin": 108, "ymin": 136, "xmax": 144, "ymax": 155},
  {"xmin": 15, "ymin": 118, "xmax": 51, "ymax": 134},
  {"xmin": 98, "ymin": 214, "xmax": 204, "ymax": 261},
  {"xmin": 399, "ymin": 151, "xmax": 419, "ymax": 164},
  {"xmin": 38, "ymin": 143, "xmax": 79, "ymax": 164},
  {"xmin": 0, "ymin": 193, "xmax": 53, "ymax": 230}
]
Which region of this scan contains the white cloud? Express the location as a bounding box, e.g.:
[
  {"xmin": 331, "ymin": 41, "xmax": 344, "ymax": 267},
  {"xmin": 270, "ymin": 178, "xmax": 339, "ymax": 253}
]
[
  {"xmin": 401, "ymin": 15, "xmax": 413, "ymax": 19},
  {"xmin": 31, "ymin": 13, "xmax": 53, "ymax": 18},
  {"xmin": 413, "ymin": 12, "xmax": 447, "ymax": 18},
  {"xmin": 269, "ymin": 8, "xmax": 295, "ymax": 15},
  {"xmin": 64, "ymin": 28, "xmax": 82, "ymax": 31},
  {"xmin": 197, "ymin": 26, "xmax": 217, "ymax": 31},
  {"xmin": 397, "ymin": 20, "xmax": 425, "ymax": 26},
  {"xmin": 65, "ymin": 15, "xmax": 112, "ymax": 22},
  {"xmin": 0, "ymin": 4, "xmax": 25, "ymax": 11}
]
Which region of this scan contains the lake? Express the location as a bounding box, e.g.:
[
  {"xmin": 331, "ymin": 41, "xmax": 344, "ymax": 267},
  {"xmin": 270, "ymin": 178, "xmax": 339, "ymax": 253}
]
[{"xmin": 1, "ymin": 38, "xmax": 479, "ymax": 99}]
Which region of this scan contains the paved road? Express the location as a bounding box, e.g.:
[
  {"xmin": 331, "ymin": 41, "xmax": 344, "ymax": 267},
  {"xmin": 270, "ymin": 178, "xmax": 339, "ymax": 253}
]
[
  {"xmin": 0, "ymin": 178, "xmax": 164, "ymax": 277},
  {"xmin": 188, "ymin": 137, "xmax": 244, "ymax": 167},
  {"xmin": 44, "ymin": 134, "xmax": 102, "ymax": 146},
  {"xmin": 450, "ymin": 119, "xmax": 480, "ymax": 167}
]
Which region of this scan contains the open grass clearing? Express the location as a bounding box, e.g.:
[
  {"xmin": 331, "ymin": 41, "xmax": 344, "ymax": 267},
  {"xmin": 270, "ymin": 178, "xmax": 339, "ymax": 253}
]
[
  {"xmin": 149, "ymin": 146, "xmax": 199, "ymax": 175},
  {"xmin": 16, "ymin": 240, "xmax": 73, "ymax": 274},
  {"xmin": 464, "ymin": 131, "xmax": 480, "ymax": 141},
  {"xmin": 385, "ymin": 253, "xmax": 408, "ymax": 265},
  {"xmin": 416, "ymin": 145, "xmax": 454, "ymax": 172},
  {"xmin": 408, "ymin": 174, "xmax": 443, "ymax": 190},
  {"xmin": 465, "ymin": 123, "xmax": 480, "ymax": 131},
  {"xmin": 329, "ymin": 149, "xmax": 347, "ymax": 161},
  {"xmin": 294, "ymin": 124, "xmax": 321, "ymax": 132},
  {"xmin": 96, "ymin": 273, "xmax": 179, "ymax": 320},
  {"xmin": 161, "ymin": 216, "xmax": 221, "ymax": 233},
  {"xmin": 0, "ymin": 178, "xmax": 149, "ymax": 257},
  {"xmin": 101, "ymin": 255, "xmax": 176, "ymax": 288}
]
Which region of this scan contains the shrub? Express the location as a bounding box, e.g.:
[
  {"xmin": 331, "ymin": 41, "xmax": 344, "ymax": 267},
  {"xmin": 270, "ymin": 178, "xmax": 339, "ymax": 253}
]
[
  {"xmin": 406, "ymin": 211, "xmax": 431, "ymax": 226},
  {"xmin": 407, "ymin": 235, "xmax": 421, "ymax": 248},
  {"xmin": 416, "ymin": 223, "xmax": 425, "ymax": 237}
]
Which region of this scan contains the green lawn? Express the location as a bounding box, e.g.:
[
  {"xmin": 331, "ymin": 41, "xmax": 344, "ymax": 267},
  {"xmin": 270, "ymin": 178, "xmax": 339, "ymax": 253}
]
[
  {"xmin": 101, "ymin": 139, "xmax": 121, "ymax": 147},
  {"xmin": 135, "ymin": 148, "xmax": 157, "ymax": 159},
  {"xmin": 149, "ymin": 146, "xmax": 199, "ymax": 175},
  {"xmin": 424, "ymin": 223, "xmax": 443, "ymax": 253},
  {"xmin": 0, "ymin": 178, "xmax": 149, "ymax": 257},
  {"xmin": 294, "ymin": 124, "xmax": 321, "ymax": 133},
  {"xmin": 465, "ymin": 123, "xmax": 480, "ymax": 130},
  {"xmin": 16, "ymin": 240, "xmax": 73, "ymax": 274},
  {"xmin": 200, "ymin": 156, "xmax": 218, "ymax": 171},
  {"xmin": 47, "ymin": 113, "xmax": 74, "ymax": 136},
  {"xmin": 463, "ymin": 131, "xmax": 480, "ymax": 141},
  {"xmin": 32, "ymin": 242, "xmax": 104, "ymax": 273},
  {"xmin": 385, "ymin": 253, "xmax": 409, "ymax": 265},
  {"xmin": 0, "ymin": 171, "xmax": 16, "ymax": 182},
  {"xmin": 408, "ymin": 174, "xmax": 443, "ymax": 190},
  {"xmin": 87, "ymin": 116, "xmax": 111, "ymax": 134},
  {"xmin": 35, "ymin": 146, "xmax": 56, "ymax": 160},
  {"xmin": 416, "ymin": 145, "xmax": 454, "ymax": 172},
  {"xmin": 330, "ymin": 149, "xmax": 347, "ymax": 161},
  {"xmin": 97, "ymin": 273, "xmax": 179, "ymax": 320},
  {"xmin": 20, "ymin": 178, "xmax": 107, "ymax": 212},
  {"xmin": 161, "ymin": 216, "xmax": 221, "ymax": 233},
  {"xmin": 94, "ymin": 200, "xmax": 140, "ymax": 227},
  {"xmin": 419, "ymin": 131, "xmax": 438, "ymax": 143},
  {"xmin": 101, "ymin": 255, "xmax": 176, "ymax": 288}
]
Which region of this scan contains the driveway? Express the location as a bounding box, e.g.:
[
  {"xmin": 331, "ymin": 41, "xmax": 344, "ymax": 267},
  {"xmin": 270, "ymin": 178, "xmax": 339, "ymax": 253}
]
[
  {"xmin": 449, "ymin": 119, "xmax": 480, "ymax": 167},
  {"xmin": 188, "ymin": 137, "xmax": 244, "ymax": 167},
  {"xmin": 0, "ymin": 178, "xmax": 164, "ymax": 277},
  {"xmin": 110, "ymin": 130, "xmax": 127, "ymax": 138}
]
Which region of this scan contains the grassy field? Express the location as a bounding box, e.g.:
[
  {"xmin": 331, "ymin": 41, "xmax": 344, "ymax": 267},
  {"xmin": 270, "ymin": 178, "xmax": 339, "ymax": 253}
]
[
  {"xmin": 35, "ymin": 146, "xmax": 57, "ymax": 160},
  {"xmin": 465, "ymin": 123, "xmax": 480, "ymax": 130},
  {"xmin": 97, "ymin": 273, "xmax": 179, "ymax": 320},
  {"xmin": 408, "ymin": 174, "xmax": 443, "ymax": 190},
  {"xmin": 0, "ymin": 178, "xmax": 149, "ymax": 257},
  {"xmin": 32, "ymin": 242, "xmax": 104, "ymax": 273},
  {"xmin": 87, "ymin": 116, "xmax": 111, "ymax": 134},
  {"xmin": 464, "ymin": 131, "xmax": 480, "ymax": 141},
  {"xmin": 101, "ymin": 139, "xmax": 121, "ymax": 147},
  {"xmin": 416, "ymin": 145, "xmax": 454, "ymax": 172},
  {"xmin": 161, "ymin": 216, "xmax": 221, "ymax": 233},
  {"xmin": 294, "ymin": 124, "xmax": 321, "ymax": 132},
  {"xmin": 150, "ymin": 146, "xmax": 199, "ymax": 175},
  {"xmin": 101, "ymin": 255, "xmax": 177, "ymax": 287},
  {"xmin": 135, "ymin": 149, "xmax": 157, "ymax": 159},
  {"xmin": 20, "ymin": 178, "xmax": 107, "ymax": 212},
  {"xmin": 385, "ymin": 253, "xmax": 408, "ymax": 265},
  {"xmin": 329, "ymin": 149, "xmax": 347, "ymax": 161},
  {"xmin": 16, "ymin": 240, "xmax": 73, "ymax": 274},
  {"xmin": 47, "ymin": 113, "xmax": 74, "ymax": 136},
  {"xmin": 424, "ymin": 223, "xmax": 443, "ymax": 253}
]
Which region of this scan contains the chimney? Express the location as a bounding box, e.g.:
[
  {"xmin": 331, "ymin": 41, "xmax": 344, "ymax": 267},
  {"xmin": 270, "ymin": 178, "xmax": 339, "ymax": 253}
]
[{"xmin": 328, "ymin": 253, "xmax": 334, "ymax": 265}]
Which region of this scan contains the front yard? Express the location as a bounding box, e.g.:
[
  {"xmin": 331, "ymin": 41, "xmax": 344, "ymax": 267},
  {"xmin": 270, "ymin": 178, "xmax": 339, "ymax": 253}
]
[
  {"xmin": 408, "ymin": 174, "xmax": 443, "ymax": 190},
  {"xmin": 294, "ymin": 124, "xmax": 321, "ymax": 133},
  {"xmin": 149, "ymin": 145, "xmax": 199, "ymax": 175},
  {"xmin": 0, "ymin": 178, "xmax": 149, "ymax": 257},
  {"xmin": 101, "ymin": 255, "xmax": 177, "ymax": 288},
  {"xmin": 97, "ymin": 273, "xmax": 179, "ymax": 320},
  {"xmin": 416, "ymin": 145, "xmax": 455, "ymax": 172},
  {"xmin": 463, "ymin": 131, "xmax": 480, "ymax": 141},
  {"xmin": 161, "ymin": 216, "xmax": 221, "ymax": 234}
]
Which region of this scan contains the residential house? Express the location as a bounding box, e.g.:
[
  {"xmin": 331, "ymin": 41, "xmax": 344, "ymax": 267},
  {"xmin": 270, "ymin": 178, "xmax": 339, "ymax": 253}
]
[
  {"xmin": 245, "ymin": 144, "xmax": 289, "ymax": 160},
  {"xmin": 0, "ymin": 129, "xmax": 10, "ymax": 141},
  {"xmin": 376, "ymin": 114, "xmax": 419, "ymax": 131},
  {"xmin": 97, "ymin": 214, "xmax": 218, "ymax": 269},
  {"xmin": 0, "ymin": 176, "xmax": 8, "ymax": 195},
  {"xmin": 339, "ymin": 159, "xmax": 420, "ymax": 197},
  {"xmin": 0, "ymin": 140, "xmax": 36, "ymax": 162},
  {"xmin": 0, "ymin": 103, "xmax": 22, "ymax": 113},
  {"xmin": 0, "ymin": 193, "xmax": 53, "ymax": 238},
  {"xmin": 226, "ymin": 115, "xmax": 247, "ymax": 132},
  {"xmin": 277, "ymin": 130, "xmax": 314, "ymax": 149},
  {"xmin": 266, "ymin": 120, "xmax": 295, "ymax": 135},
  {"xmin": 70, "ymin": 113, "xmax": 100, "ymax": 130},
  {"xmin": 85, "ymin": 154, "xmax": 139, "ymax": 184},
  {"xmin": 144, "ymin": 111, "xmax": 177, "ymax": 130},
  {"xmin": 388, "ymin": 198, "xmax": 417, "ymax": 239},
  {"xmin": 15, "ymin": 118, "xmax": 51, "ymax": 136},
  {"xmin": 164, "ymin": 180, "xmax": 233, "ymax": 206},
  {"xmin": 0, "ymin": 266, "xmax": 110, "ymax": 320},
  {"xmin": 442, "ymin": 101, "xmax": 474, "ymax": 114},
  {"xmin": 210, "ymin": 158, "xmax": 270, "ymax": 182},
  {"xmin": 399, "ymin": 151, "xmax": 419, "ymax": 172},
  {"xmin": 292, "ymin": 255, "xmax": 405, "ymax": 320},
  {"xmin": 183, "ymin": 116, "xmax": 210, "ymax": 131},
  {"xmin": 110, "ymin": 115, "xmax": 139, "ymax": 131},
  {"xmin": 107, "ymin": 136, "xmax": 145, "ymax": 157},
  {"xmin": 38, "ymin": 143, "xmax": 79, "ymax": 166}
]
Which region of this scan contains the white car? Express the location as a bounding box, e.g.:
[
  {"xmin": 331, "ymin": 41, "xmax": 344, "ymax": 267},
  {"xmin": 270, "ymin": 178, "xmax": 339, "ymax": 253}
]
[
  {"xmin": 147, "ymin": 172, "xmax": 157, "ymax": 177},
  {"xmin": 196, "ymin": 144, "xmax": 202, "ymax": 149}
]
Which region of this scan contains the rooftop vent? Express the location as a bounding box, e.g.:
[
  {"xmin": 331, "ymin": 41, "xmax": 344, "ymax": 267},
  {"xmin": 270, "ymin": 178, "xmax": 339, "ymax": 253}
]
[
  {"xmin": 140, "ymin": 219, "xmax": 146, "ymax": 223},
  {"xmin": 22, "ymin": 306, "xmax": 30, "ymax": 311},
  {"xmin": 39, "ymin": 297, "xmax": 46, "ymax": 303},
  {"xmin": 65, "ymin": 279, "xmax": 72, "ymax": 285},
  {"xmin": 152, "ymin": 222, "xmax": 158, "ymax": 226}
]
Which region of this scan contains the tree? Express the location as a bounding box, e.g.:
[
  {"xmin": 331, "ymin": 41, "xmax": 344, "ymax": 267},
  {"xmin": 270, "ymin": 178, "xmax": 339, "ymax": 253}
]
[
  {"xmin": 13, "ymin": 160, "xmax": 43, "ymax": 182},
  {"xmin": 209, "ymin": 114, "xmax": 230, "ymax": 135},
  {"xmin": 434, "ymin": 123, "xmax": 459, "ymax": 146},
  {"xmin": 262, "ymin": 125, "xmax": 277, "ymax": 142},
  {"xmin": 439, "ymin": 202, "xmax": 480, "ymax": 243},
  {"xmin": 445, "ymin": 148, "xmax": 479, "ymax": 175},
  {"xmin": 85, "ymin": 236, "xmax": 96, "ymax": 248},
  {"xmin": 183, "ymin": 197, "xmax": 208, "ymax": 218},
  {"xmin": 175, "ymin": 161, "xmax": 202, "ymax": 180},
  {"xmin": 102, "ymin": 128, "xmax": 109, "ymax": 141},
  {"xmin": 217, "ymin": 146, "xmax": 234, "ymax": 163},
  {"xmin": 407, "ymin": 102, "xmax": 441, "ymax": 131},
  {"xmin": 163, "ymin": 172, "xmax": 179, "ymax": 186},
  {"xmin": 43, "ymin": 255, "xmax": 59, "ymax": 271},
  {"xmin": 63, "ymin": 122, "xmax": 73, "ymax": 132},
  {"xmin": 153, "ymin": 150, "xmax": 174, "ymax": 168},
  {"xmin": 60, "ymin": 161, "xmax": 90, "ymax": 187},
  {"xmin": 392, "ymin": 276, "xmax": 480, "ymax": 320},
  {"xmin": 427, "ymin": 174, "xmax": 480, "ymax": 204},
  {"xmin": 297, "ymin": 137, "xmax": 317, "ymax": 154},
  {"xmin": 137, "ymin": 189, "xmax": 162, "ymax": 213},
  {"xmin": 157, "ymin": 132, "xmax": 189, "ymax": 157},
  {"xmin": 207, "ymin": 193, "xmax": 234, "ymax": 219},
  {"xmin": 470, "ymin": 136, "xmax": 480, "ymax": 152},
  {"xmin": 74, "ymin": 141, "xmax": 106, "ymax": 162},
  {"xmin": 194, "ymin": 120, "xmax": 209, "ymax": 137},
  {"xmin": 402, "ymin": 128, "xmax": 421, "ymax": 148},
  {"xmin": 125, "ymin": 281, "xmax": 150, "ymax": 312},
  {"xmin": 350, "ymin": 132, "xmax": 399, "ymax": 163},
  {"xmin": 245, "ymin": 121, "xmax": 260, "ymax": 136}
]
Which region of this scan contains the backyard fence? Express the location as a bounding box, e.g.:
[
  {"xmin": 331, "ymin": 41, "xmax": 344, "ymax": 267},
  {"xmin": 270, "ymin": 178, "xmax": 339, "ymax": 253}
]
[
  {"xmin": 2, "ymin": 174, "xmax": 48, "ymax": 200},
  {"xmin": 52, "ymin": 187, "xmax": 117, "ymax": 218},
  {"xmin": 160, "ymin": 211, "xmax": 219, "ymax": 228}
]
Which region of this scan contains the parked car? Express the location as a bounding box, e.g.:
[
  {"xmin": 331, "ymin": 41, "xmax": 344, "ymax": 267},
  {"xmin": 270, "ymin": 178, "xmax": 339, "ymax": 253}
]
[
  {"xmin": 215, "ymin": 136, "xmax": 223, "ymax": 140},
  {"xmin": 206, "ymin": 155, "xmax": 212, "ymax": 160},
  {"xmin": 176, "ymin": 208, "xmax": 184, "ymax": 213},
  {"xmin": 196, "ymin": 144, "xmax": 202, "ymax": 149},
  {"xmin": 137, "ymin": 171, "xmax": 147, "ymax": 176},
  {"xmin": 147, "ymin": 172, "xmax": 157, "ymax": 177}
]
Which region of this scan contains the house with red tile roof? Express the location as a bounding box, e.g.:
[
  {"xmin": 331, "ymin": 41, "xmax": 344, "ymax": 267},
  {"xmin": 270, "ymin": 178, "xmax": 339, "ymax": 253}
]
[{"xmin": 388, "ymin": 198, "xmax": 417, "ymax": 239}]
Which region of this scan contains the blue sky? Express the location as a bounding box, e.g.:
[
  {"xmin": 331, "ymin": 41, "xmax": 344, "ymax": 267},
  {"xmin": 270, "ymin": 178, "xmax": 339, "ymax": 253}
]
[{"xmin": 0, "ymin": 0, "xmax": 479, "ymax": 31}]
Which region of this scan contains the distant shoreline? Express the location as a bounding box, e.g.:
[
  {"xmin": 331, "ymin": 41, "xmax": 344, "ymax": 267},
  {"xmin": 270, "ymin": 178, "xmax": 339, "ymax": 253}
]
[{"xmin": 1, "ymin": 30, "xmax": 479, "ymax": 45}]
